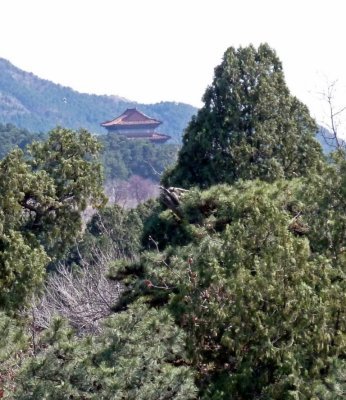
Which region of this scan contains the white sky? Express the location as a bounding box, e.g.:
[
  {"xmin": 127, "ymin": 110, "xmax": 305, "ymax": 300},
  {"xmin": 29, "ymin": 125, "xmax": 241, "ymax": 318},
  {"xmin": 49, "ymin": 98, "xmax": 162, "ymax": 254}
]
[{"xmin": 1, "ymin": 0, "xmax": 346, "ymax": 137}]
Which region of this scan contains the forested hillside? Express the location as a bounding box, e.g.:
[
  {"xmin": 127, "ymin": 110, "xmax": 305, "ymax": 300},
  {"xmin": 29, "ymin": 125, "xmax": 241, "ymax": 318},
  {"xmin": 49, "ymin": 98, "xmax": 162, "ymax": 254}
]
[
  {"xmin": 0, "ymin": 123, "xmax": 46, "ymax": 159},
  {"xmin": 0, "ymin": 57, "xmax": 197, "ymax": 141},
  {"xmin": 0, "ymin": 44, "xmax": 345, "ymax": 399}
]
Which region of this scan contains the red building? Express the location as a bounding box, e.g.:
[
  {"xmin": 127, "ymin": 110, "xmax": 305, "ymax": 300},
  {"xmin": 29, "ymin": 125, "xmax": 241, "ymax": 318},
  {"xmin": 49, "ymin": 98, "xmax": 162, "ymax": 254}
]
[{"xmin": 101, "ymin": 108, "xmax": 171, "ymax": 143}]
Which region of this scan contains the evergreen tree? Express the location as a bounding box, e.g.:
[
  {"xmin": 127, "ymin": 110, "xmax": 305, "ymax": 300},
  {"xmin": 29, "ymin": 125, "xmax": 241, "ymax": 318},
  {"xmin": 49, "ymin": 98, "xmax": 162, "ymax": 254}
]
[
  {"xmin": 0, "ymin": 312, "xmax": 29, "ymax": 397},
  {"xmin": 301, "ymin": 150, "xmax": 346, "ymax": 266},
  {"xmin": 0, "ymin": 127, "xmax": 105, "ymax": 309},
  {"xmin": 11, "ymin": 304, "xmax": 197, "ymax": 399},
  {"xmin": 140, "ymin": 181, "xmax": 346, "ymax": 398},
  {"xmin": 163, "ymin": 44, "xmax": 323, "ymax": 188}
]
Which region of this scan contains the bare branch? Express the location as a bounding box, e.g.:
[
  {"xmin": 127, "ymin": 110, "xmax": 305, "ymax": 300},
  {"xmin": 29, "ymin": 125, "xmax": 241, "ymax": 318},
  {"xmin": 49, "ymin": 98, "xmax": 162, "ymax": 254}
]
[
  {"xmin": 143, "ymin": 160, "xmax": 163, "ymax": 177},
  {"xmin": 29, "ymin": 248, "xmax": 124, "ymax": 335},
  {"xmin": 160, "ymin": 186, "xmax": 188, "ymax": 218},
  {"xmin": 318, "ymin": 79, "xmax": 346, "ymax": 150}
]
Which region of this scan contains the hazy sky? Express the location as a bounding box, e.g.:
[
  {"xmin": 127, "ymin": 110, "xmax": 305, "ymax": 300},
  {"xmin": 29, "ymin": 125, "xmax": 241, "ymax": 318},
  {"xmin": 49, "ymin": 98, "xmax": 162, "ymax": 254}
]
[{"xmin": 1, "ymin": 0, "xmax": 346, "ymax": 136}]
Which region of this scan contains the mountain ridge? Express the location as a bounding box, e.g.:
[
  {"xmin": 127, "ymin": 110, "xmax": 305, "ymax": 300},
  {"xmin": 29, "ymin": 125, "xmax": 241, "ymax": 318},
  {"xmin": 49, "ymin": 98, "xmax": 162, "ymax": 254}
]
[
  {"xmin": 0, "ymin": 57, "xmax": 343, "ymax": 152},
  {"xmin": 0, "ymin": 57, "xmax": 197, "ymax": 140}
]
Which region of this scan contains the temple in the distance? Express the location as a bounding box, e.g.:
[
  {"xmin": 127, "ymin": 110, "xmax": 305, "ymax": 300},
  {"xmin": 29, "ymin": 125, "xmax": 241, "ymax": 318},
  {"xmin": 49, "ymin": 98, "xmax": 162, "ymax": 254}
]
[{"xmin": 101, "ymin": 108, "xmax": 171, "ymax": 143}]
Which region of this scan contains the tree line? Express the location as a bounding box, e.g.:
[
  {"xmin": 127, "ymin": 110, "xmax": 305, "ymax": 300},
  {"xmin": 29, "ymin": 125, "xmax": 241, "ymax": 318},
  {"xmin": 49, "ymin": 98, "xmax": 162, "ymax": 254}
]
[{"xmin": 0, "ymin": 123, "xmax": 179, "ymax": 182}]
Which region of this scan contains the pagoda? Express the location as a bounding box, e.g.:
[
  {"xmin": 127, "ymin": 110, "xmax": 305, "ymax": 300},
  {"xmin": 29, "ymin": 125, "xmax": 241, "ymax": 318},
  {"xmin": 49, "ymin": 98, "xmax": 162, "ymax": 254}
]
[{"xmin": 101, "ymin": 108, "xmax": 171, "ymax": 143}]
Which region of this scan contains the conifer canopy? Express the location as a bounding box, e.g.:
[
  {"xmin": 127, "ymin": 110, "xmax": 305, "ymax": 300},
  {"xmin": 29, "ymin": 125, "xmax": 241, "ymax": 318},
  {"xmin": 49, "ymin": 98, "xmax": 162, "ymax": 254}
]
[{"xmin": 164, "ymin": 43, "xmax": 323, "ymax": 188}]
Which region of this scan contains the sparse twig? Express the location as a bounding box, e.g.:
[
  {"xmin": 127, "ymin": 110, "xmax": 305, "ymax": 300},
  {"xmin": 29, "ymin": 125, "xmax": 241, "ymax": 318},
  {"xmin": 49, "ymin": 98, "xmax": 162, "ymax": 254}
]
[
  {"xmin": 318, "ymin": 79, "xmax": 346, "ymax": 150},
  {"xmin": 29, "ymin": 248, "xmax": 124, "ymax": 334}
]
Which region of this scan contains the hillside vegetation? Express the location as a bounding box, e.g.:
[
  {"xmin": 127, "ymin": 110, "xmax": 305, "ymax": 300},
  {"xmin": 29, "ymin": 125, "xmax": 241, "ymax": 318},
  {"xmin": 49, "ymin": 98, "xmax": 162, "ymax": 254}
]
[
  {"xmin": 0, "ymin": 44, "xmax": 345, "ymax": 399},
  {"xmin": 0, "ymin": 58, "xmax": 197, "ymax": 141},
  {"xmin": 0, "ymin": 122, "xmax": 179, "ymax": 182}
]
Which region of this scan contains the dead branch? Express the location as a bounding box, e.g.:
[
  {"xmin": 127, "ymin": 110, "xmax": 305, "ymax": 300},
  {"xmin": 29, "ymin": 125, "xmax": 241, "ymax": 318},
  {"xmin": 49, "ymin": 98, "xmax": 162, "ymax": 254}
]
[
  {"xmin": 30, "ymin": 248, "xmax": 124, "ymax": 335},
  {"xmin": 318, "ymin": 80, "xmax": 346, "ymax": 150},
  {"xmin": 160, "ymin": 186, "xmax": 188, "ymax": 218}
]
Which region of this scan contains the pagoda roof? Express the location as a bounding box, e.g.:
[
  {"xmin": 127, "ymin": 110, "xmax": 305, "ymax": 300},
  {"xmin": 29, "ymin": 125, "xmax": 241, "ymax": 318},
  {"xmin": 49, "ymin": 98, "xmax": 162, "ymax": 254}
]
[
  {"xmin": 125, "ymin": 132, "xmax": 171, "ymax": 143},
  {"xmin": 149, "ymin": 133, "xmax": 171, "ymax": 143},
  {"xmin": 101, "ymin": 108, "xmax": 162, "ymax": 128}
]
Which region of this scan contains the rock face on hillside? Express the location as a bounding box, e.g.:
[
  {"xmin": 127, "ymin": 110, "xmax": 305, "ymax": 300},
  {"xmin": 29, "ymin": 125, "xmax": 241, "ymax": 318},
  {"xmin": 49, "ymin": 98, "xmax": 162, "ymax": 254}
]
[{"xmin": 0, "ymin": 58, "xmax": 197, "ymax": 140}]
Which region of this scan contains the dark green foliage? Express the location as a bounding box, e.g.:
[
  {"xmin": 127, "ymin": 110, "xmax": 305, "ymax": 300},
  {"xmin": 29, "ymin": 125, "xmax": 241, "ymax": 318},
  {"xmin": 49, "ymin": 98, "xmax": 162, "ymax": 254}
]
[
  {"xmin": 12, "ymin": 304, "xmax": 197, "ymax": 399},
  {"xmin": 0, "ymin": 58, "xmax": 196, "ymax": 140},
  {"xmin": 0, "ymin": 123, "xmax": 46, "ymax": 159},
  {"xmin": 0, "ymin": 148, "xmax": 49, "ymax": 309},
  {"xmin": 2, "ymin": 45, "xmax": 345, "ymax": 399},
  {"xmin": 82, "ymin": 204, "xmax": 145, "ymax": 261},
  {"xmin": 140, "ymin": 180, "xmax": 346, "ymax": 398},
  {"xmin": 26, "ymin": 127, "xmax": 106, "ymax": 256},
  {"xmin": 141, "ymin": 205, "xmax": 194, "ymax": 251},
  {"xmin": 164, "ymin": 44, "xmax": 323, "ymax": 188},
  {"xmin": 0, "ymin": 122, "xmax": 179, "ymax": 185},
  {"xmin": 311, "ymin": 359, "xmax": 346, "ymax": 399},
  {"xmin": 301, "ymin": 150, "xmax": 346, "ymax": 264},
  {"xmin": 0, "ymin": 127, "xmax": 105, "ymax": 309},
  {"xmin": 4, "ymin": 172, "xmax": 345, "ymax": 397},
  {"xmin": 0, "ymin": 312, "xmax": 29, "ymax": 397},
  {"xmin": 100, "ymin": 133, "xmax": 179, "ymax": 182}
]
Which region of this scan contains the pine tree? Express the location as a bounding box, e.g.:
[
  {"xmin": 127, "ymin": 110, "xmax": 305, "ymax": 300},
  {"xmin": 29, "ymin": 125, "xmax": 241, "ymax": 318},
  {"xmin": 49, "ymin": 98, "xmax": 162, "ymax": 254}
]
[
  {"xmin": 0, "ymin": 127, "xmax": 105, "ymax": 310},
  {"xmin": 11, "ymin": 304, "xmax": 197, "ymax": 399},
  {"xmin": 163, "ymin": 44, "xmax": 323, "ymax": 188},
  {"xmin": 140, "ymin": 181, "xmax": 346, "ymax": 398},
  {"xmin": 0, "ymin": 312, "xmax": 29, "ymax": 397}
]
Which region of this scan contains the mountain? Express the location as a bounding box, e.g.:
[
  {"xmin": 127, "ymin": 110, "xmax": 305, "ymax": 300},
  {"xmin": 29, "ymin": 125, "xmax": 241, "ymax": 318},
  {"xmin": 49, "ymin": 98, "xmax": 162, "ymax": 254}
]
[
  {"xmin": 316, "ymin": 126, "xmax": 345, "ymax": 153},
  {"xmin": 0, "ymin": 58, "xmax": 197, "ymax": 141},
  {"xmin": 1, "ymin": 57, "xmax": 343, "ymax": 151}
]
